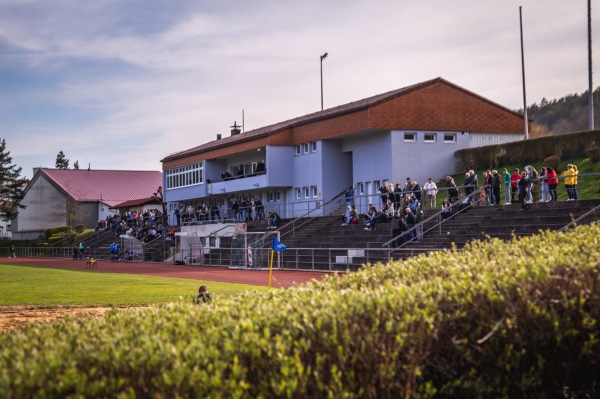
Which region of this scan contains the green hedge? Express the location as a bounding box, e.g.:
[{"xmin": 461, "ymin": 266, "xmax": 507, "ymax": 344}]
[
  {"xmin": 1, "ymin": 224, "xmax": 599, "ymax": 397},
  {"xmin": 43, "ymin": 226, "xmax": 72, "ymax": 241},
  {"xmin": 456, "ymin": 129, "xmax": 600, "ymax": 171}
]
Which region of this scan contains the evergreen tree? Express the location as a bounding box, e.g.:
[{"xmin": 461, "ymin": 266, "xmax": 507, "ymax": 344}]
[
  {"xmin": 55, "ymin": 151, "xmax": 69, "ymax": 169},
  {"xmin": 0, "ymin": 138, "xmax": 28, "ymax": 221},
  {"xmin": 73, "ymin": 160, "xmax": 79, "ymax": 170}
]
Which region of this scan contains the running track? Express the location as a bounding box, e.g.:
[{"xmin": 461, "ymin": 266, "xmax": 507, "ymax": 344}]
[{"xmin": 3, "ymin": 258, "xmax": 330, "ymax": 288}]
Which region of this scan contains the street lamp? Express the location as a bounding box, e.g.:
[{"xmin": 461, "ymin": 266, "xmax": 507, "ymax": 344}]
[{"xmin": 320, "ymin": 52, "xmax": 328, "ymax": 110}]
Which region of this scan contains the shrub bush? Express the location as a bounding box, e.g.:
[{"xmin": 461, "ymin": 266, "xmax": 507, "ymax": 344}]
[
  {"xmin": 543, "ymin": 154, "xmax": 561, "ymax": 171},
  {"xmin": 1, "ymin": 224, "xmax": 599, "ymax": 397},
  {"xmin": 455, "ymin": 130, "xmax": 600, "ymax": 171},
  {"xmin": 585, "ymin": 145, "xmax": 600, "ymax": 162},
  {"xmin": 74, "ymin": 224, "xmax": 86, "ymax": 233},
  {"xmin": 43, "ymin": 226, "xmax": 71, "ymax": 241}
]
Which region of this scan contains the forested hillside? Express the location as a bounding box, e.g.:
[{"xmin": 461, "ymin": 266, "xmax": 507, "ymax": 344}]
[{"xmin": 526, "ymin": 87, "xmax": 600, "ymax": 136}]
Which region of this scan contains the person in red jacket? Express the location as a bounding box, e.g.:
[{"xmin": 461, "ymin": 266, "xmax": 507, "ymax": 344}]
[
  {"xmin": 546, "ymin": 166, "xmax": 558, "ymax": 201},
  {"xmin": 510, "ymin": 168, "xmax": 520, "ymax": 203}
]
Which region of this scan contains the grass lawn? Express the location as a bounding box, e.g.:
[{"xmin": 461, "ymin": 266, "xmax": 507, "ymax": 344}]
[{"xmin": 0, "ymin": 264, "xmax": 266, "ymax": 307}]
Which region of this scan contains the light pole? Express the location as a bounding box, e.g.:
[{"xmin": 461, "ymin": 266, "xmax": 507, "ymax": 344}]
[
  {"xmin": 320, "ymin": 52, "xmax": 328, "ymax": 110},
  {"xmin": 519, "ymin": 6, "xmax": 528, "ymax": 139}
]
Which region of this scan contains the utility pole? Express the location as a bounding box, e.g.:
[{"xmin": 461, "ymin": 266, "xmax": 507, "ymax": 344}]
[
  {"xmin": 519, "ymin": 6, "xmax": 529, "ymax": 139},
  {"xmin": 589, "ymin": 0, "xmax": 595, "ymax": 130}
]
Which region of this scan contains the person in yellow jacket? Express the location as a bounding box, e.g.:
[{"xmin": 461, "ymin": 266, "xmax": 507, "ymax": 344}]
[{"xmin": 562, "ymin": 164, "xmax": 576, "ymax": 201}]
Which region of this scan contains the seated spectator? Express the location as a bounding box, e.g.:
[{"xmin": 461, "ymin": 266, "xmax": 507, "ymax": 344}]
[
  {"xmin": 221, "ymin": 170, "xmax": 232, "ymax": 180},
  {"xmin": 364, "ymin": 208, "xmax": 377, "ymax": 230},
  {"xmin": 341, "ymin": 205, "xmax": 358, "ymax": 226},
  {"xmin": 458, "ymin": 193, "xmax": 472, "ymax": 214},
  {"xmin": 267, "ymin": 212, "xmax": 281, "ymax": 229},
  {"xmin": 440, "ymin": 198, "xmax": 453, "ymax": 220}
]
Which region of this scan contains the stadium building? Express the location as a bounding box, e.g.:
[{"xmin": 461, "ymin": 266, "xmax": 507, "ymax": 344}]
[{"xmin": 161, "ymin": 77, "xmax": 528, "ymax": 223}]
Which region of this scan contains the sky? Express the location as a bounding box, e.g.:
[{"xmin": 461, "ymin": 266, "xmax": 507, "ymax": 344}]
[{"xmin": 0, "ymin": 0, "xmax": 596, "ymax": 178}]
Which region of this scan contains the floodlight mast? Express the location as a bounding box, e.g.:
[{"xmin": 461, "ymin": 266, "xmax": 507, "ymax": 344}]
[{"xmin": 320, "ymin": 52, "xmax": 328, "ymax": 111}]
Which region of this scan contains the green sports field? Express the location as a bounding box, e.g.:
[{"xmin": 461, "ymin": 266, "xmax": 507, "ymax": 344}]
[{"xmin": 0, "ymin": 264, "xmax": 266, "ymax": 307}]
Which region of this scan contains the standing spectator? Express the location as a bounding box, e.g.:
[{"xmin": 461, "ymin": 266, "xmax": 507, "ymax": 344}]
[
  {"xmin": 423, "ymin": 178, "xmax": 438, "ymax": 209},
  {"xmin": 232, "ymin": 199, "xmax": 240, "ymax": 221},
  {"xmin": 344, "ymin": 186, "xmax": 354, "ymax": 207},
  {"xmin": 393, "ymin": 183, "xmax": 403, "ymax": 210},
  {"xmin": 485, "ymin": 170, "xmax": 497, "ymax": 205},
  {"xmin": 79, "ymin": 242, "xmax": 87, "ymax": 260},
  {"xmin": 539, "ymin": 167, "xmax": 549, "ymax": 202},
  {"xmin": 491, "ymin": 170, "xmax": 501, "ymax": 205},
  {"xmin": 73, "ymin": 245, "xmax": 78, "ymax": 260},
  {"xmin": 502, "ymin": 168, "xmax": 511, "ymax": 205},
  {"xmin": 446, "ymin": 176, "xmax": 459, "ymax": 203},
  {"xmin": 379, "ymin": 183, "xmax": 389, "ymax": 207},
  {"xmin": 525, "ymin": 165, "xmax": 538, "ymax": 203},
  {"xmin": 255, "ymin": 198, "xmax": 265, "ymax": 220},
  {"xmin": 480, "ymin": 171, "xmax": 489, "ymax": 205},
  {"xmin": 390, "ymin": 211, "xmax": 404, "ymax": 247},
  {"xmin": 546, "ymin": 166, "xmax": 558, "ymax": 201},
  {"xmin": 411, "ymin": 180, "xmax": 422, "ymax": 202},
  {"xmin": 462, "ymin": 172, "xmax": 473, "ymax": 197},
  {"xmin": 9, "ymin": 245, "xmax": 16, "ymax": 258},
  {"xmin": 510, "ymin": 168, "xmax": 521, "ymax": 203},
  {"xmin": 518, "ymin": 171, "xmax": 530, "ymax": 210},
  {"xmin": 562, "ymin": 164, "xmax": 576, "ymax": 200}
]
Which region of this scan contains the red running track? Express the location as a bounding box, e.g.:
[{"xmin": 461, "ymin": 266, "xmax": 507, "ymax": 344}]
[{"xmin": 3, "ymin": 257, "xmax": 330, "ymax": 288}]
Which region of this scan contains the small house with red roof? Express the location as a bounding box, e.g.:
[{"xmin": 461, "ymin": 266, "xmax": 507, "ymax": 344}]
[{"xmin": 12, "ymin": 168, "xmax": 163, "ymax": 239}]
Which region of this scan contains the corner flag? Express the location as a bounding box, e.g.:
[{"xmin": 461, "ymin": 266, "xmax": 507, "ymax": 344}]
[{"xmin": 272, "ymin": 237, "xmax": 287, "ymax": 252}]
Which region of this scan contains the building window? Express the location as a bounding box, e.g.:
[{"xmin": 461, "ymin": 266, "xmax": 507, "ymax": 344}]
[
  {"xmin": 165, "ymin": 162, "xmax": 204, "ymax": 190},
  {"xmin": 303, "ymin": 187, "xmax": 309, "ymax": 199},
  {"xmin": 303, "ymin": 143, "xmax": 309, "ymax": 154},
  {"xmin": 310, "ymin": 141, "xmax": 317, "ymax": 152},
  {"xmin": 276, "ymin": 191, "xmax": 281, "ymax": 201},
  {"xmin": 295, "ymin": 145, "xmax": 301, "ymax": 155},
  {"xmin": 311, "ymin": 186, "xmax": 318, "ymax": 198},
  {"xmin": 444, "ymin": 133, "xmax": 457, "ymax": 143},
  {"xmin": 404, "ymin": 132, "xmax": 416, "ymax": 142},
  {"xmin": 357, "ymin": 182, "xmax": 364, "ymax": 195},
  {"xmin": 268, "ymin": 192, "xmax": 274, "ymax": 202},
  {"xmin": 295, "ymin": 188, "xmax": 301, "ymax": 200},
  {"xmin": 424, "ymin": 133, "xmax": 437, "ymax": 142}
]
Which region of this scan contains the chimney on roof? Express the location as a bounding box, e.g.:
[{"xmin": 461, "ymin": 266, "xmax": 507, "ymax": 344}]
[
  {"xmin": 230, "ymin": 121, "xmax": 241, "ymax": 136},
  {"xmin": 216, "ymin": 134, "xmax": 222, "ymax": 140}
]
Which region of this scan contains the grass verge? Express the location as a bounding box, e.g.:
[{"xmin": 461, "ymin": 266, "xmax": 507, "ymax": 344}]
[{"xmin": 0, "ymin": 264, "xmax": 266, "ymax": 307}]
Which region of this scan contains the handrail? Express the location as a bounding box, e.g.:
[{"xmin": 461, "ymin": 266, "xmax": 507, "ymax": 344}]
[
  {"xmin": 557, "ymin": 203, "xmax": 600, "ymax": 232},
  {"xmin": 278, "ymin": 188, "xmax": 348, "ymax": 240},
  {"xmin": 383, "ymin": 186, "xmax": 488, "ymax": 249}
]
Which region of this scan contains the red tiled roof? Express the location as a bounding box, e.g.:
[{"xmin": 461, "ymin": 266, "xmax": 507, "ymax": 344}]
[{"xmin": 34, "ymin": 168, "xmax": 163, "ymax": 207}]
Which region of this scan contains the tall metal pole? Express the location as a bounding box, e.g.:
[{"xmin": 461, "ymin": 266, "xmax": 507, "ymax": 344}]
[
  {"xmin": 519, "ymin": 6, "xmax": 529, "ymax": 139},
  {"xmin": 589, "ymin": 0, "xmax": 595, "ymax": 130},
  {"xmin": 320, "ymin": 52, "xmax": 328, "ymax": 111}
]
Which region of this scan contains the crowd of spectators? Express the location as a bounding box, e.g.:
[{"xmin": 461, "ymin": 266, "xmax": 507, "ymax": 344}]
[{"xmin": 97, "ymin": 208, "xmax": 166, "ymax": 244}]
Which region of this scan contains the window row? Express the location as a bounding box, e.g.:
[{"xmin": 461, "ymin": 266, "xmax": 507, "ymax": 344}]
[
  {"xmin": 165, "ymin": 162, "xmax": 204, "ymax": 189},
  {"xmin": 295, "ymin": 186, "xmax": 319, "ymax": 199},
  {"xmin": 355, "ymin": 180, "xmax": 389, "ymax": 197},
  {"xmin": 403, "ymin": 132, "xmax": 457, "ymax": 143},
  {"xmin": 295, "ymin": 141, "xmax": 317, "ymax": 155}
]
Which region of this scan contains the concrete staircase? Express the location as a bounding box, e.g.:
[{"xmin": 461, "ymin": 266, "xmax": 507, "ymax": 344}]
[{"xmin": 237, "ymin": 199, "xmax": 600, "ymax": 271}]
